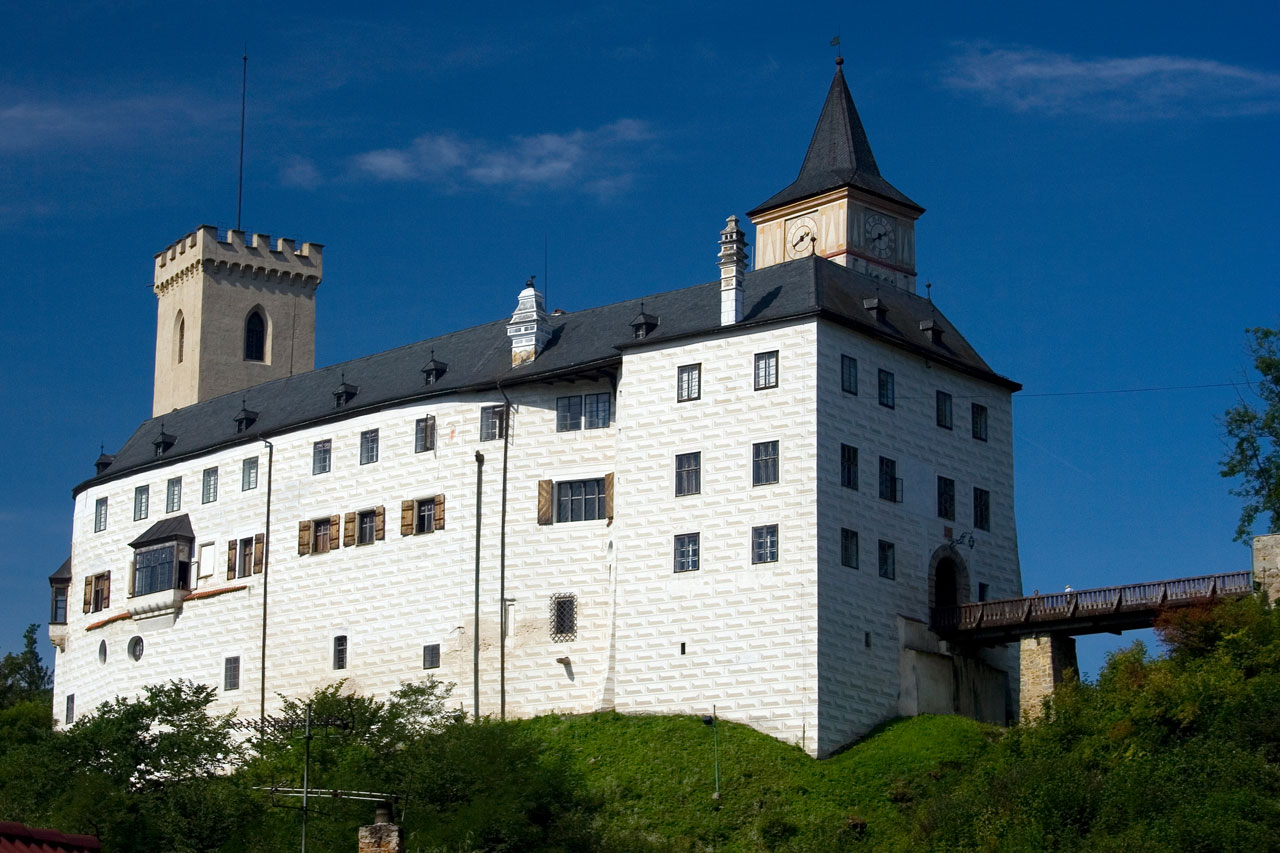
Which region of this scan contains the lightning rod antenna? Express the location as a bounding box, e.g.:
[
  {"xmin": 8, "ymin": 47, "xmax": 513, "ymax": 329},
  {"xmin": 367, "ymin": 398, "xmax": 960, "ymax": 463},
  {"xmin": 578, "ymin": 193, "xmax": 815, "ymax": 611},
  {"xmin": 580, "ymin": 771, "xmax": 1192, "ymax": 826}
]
[{"xmin": 236, "ymin": 49, "xmax": 247, "ymax": 231}]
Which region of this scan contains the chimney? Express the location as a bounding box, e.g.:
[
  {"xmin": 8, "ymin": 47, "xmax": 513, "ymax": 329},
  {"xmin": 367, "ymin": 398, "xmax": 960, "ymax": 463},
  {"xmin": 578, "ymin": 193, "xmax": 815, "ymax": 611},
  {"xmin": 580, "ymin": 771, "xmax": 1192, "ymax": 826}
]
[
  {"xmin": 718, "ymin": 215, "xmax": 749, "ymax": 326},
  {"xmin": 357, "ymin": 801, "xmax": 403, "ymax": 853},
  {"xmin": 507, "ymin": 276, "xmax": 550, "ymax": 366}
]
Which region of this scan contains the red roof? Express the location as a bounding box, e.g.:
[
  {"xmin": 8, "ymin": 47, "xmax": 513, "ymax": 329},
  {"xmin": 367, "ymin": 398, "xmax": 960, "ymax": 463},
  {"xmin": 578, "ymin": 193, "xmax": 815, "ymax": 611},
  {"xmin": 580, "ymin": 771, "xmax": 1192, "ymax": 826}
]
[{"xmin": 0, "ymin": 822, "xmax": 100, "ymax": 852}]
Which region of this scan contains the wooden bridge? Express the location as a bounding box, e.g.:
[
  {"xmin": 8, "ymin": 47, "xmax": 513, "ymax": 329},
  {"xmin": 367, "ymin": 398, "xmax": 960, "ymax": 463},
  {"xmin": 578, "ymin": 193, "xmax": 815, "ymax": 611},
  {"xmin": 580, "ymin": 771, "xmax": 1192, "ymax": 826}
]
[{"xmin": 933, "ymin": 570, "xmax": 1255, "ymax": 646}]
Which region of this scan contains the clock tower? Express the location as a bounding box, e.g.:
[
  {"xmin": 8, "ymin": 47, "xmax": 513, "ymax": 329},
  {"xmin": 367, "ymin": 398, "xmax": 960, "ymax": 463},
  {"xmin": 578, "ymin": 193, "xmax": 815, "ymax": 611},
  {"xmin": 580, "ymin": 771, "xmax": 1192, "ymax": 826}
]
[{"xmin": 748, "ymin": 58, "xmax": 924, "ymax": 293}]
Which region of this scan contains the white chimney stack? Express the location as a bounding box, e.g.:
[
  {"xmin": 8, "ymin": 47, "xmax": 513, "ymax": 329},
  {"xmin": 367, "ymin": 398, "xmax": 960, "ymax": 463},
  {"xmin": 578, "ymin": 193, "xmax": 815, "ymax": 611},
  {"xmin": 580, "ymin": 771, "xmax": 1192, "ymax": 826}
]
[{"xmin": 718, "ymin": 215, "xmax": 749, "ymax": 326}]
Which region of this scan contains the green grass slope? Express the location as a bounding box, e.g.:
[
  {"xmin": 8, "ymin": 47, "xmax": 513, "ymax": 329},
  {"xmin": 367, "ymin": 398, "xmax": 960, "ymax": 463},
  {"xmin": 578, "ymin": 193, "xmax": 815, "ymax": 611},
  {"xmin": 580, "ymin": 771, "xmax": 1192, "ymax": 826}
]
[{"xmin": 520, "ymin": 712, "xmax": 994, "ymax": 852}]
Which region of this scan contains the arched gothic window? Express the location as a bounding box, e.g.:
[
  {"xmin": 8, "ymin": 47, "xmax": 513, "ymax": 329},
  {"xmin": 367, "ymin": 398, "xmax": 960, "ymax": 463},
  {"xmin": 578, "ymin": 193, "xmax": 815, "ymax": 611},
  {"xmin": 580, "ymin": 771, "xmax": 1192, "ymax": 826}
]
[
  {"xmin": 176, "ymin": 313, "xmax": 185, "ymax": 364},
  {"xmin": 244, "ymin": 310, "xmax": 266, "ymax": 362}
]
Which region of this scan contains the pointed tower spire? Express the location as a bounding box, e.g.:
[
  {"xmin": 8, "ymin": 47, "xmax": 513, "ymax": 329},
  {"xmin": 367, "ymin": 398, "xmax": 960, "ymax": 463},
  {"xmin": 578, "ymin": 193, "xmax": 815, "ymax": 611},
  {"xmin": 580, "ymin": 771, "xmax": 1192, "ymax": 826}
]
[{"xmin": 748, "ymin": 60, "xmax": 921, "ymax": 217}]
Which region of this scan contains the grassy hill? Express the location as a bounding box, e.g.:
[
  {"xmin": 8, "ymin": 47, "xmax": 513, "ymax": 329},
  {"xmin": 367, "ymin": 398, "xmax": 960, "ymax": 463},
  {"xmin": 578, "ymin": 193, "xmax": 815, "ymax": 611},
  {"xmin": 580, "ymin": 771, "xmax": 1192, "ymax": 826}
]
[{"xmin": 519, "ymin": 712, "xmax": 994, "ymax": 851}]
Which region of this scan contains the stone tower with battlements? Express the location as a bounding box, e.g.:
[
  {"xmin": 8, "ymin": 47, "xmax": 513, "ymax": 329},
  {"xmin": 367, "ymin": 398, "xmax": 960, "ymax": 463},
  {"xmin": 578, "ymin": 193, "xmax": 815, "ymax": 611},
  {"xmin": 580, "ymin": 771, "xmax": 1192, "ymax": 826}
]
[{"xmin": 151, "ymin": 226, "xmax": 322, "ymax": 415}]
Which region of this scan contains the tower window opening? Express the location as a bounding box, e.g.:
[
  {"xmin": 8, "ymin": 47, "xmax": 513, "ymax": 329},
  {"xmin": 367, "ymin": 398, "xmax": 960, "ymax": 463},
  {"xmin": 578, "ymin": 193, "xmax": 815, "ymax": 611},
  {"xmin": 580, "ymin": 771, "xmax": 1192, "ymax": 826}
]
[{"xmin": 244, "ymin": 310, "xmax": 266, "ymax": 362}]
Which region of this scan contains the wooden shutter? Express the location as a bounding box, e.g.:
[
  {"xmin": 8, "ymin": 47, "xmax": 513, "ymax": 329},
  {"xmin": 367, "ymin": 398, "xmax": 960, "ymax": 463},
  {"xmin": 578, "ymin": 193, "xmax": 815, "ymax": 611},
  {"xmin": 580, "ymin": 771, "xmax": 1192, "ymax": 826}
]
[
  {"xmin": 128, "ymin": 559, "xmax": 135, "ymax": 596},
  {"xmin": 253, "ymin": 533, "xmax": 265, "ymax": 574},
  {"xmin": 298, "ymin": 520, "xmax": 312, "ymax": 556},
  {"xmin": 227, "ymin": 540, "xmax": 237, "ymax": 580},
  {"xmin": 434, "ymin": 494, "xmax": 445, "ymax": 530},
  {"xmin": 537, "ymin": 480, "xmax": 554, "ymax": 526},
  {"xmin": 604, "ymin": 472, "xmax": 615, "ymax": 521},
  {"xmin": 343, "ymin": 512, "xmax": 357, "ymax": 547},
  {"xmin": 375, "ymin": 506, "xmax": 385, "ymax": 541},
  {"xmin": 330, "ymin": 515, "xmax": 342, "ymax": 548},
  {"xmin": 401, "ymin": 500, "xmax": 415, "ymax": 536},
  {"xmin": 83, "ymin": 578, "xmax": 92, "ymax": 613},
  {"xmin": 101, "ymin": 574, "xmax": 110, "ymax": 608}
]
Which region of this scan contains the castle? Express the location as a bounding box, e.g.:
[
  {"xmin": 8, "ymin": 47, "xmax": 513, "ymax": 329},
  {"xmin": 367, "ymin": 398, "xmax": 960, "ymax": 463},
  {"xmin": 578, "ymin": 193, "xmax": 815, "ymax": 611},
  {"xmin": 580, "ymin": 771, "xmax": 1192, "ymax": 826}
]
[{"xmin": 48, "ymin": 62, "xmax": 1022, "ymax": 757}]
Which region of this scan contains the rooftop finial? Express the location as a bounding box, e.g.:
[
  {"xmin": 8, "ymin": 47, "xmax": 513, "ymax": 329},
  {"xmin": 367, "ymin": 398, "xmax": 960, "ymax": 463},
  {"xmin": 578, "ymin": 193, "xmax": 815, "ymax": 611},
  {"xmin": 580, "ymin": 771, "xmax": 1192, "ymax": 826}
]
[
  {"xmin": 831, "ymin": 34, "xmax": 842, "ymax": 64},
  {"xmin": 925, "ymin": 281, "xmax": 932, "ymax": 302},
  {"xmin": 526, "ymin": 275, "xmax": 536, "ymax": 290}
]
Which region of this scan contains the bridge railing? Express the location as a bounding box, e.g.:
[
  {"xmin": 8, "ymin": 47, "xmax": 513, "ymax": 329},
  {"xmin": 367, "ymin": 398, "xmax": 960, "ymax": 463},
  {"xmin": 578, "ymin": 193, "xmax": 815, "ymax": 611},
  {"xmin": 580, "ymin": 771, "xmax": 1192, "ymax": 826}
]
[{"xmin": 932, "ymin": 570, "xmax": 1254, "ymax": 634}]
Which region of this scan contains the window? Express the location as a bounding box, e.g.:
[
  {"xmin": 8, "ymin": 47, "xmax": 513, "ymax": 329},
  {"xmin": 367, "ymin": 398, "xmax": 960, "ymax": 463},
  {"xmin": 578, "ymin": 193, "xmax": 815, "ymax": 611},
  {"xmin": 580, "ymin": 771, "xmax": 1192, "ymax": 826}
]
[
  {"xmin": 972, "ymin": 403, "xmax": 989, "ymax": 441},
  {"xmin": 675, "ymin": 452, "xmax": 701, "ymax": 496},
  {"xmin": 51, "ymin": 585, "xmax": 68, "ymax": 624},
  {"xmin": 557, "ymin": 479, "xmax": 606, "ymax": 522},
  {"xmin": 936, "ymin": 391, "xmax": 953, "ymax": 429},
  {"xmin": 224, "ymin": 656, "xmax": 240, "ymax": 691},
  {"xmin": 333, "ymin": 635, "xmax": 348, "ymax": 670},
  {"xmin": 177, "ymin": 313, "xmax": 184, "ymax": 364},
  {"xmin": 550, "ymin": 593, "xmax": 577, "ymax": 642},
  {"xmin": 65, "ymin": 695, "xmax": 74, "ymax": 725},
  {"xmin": 98, "ymin": 640, "xmax": 107, "ymax": 664},
  {"xmin": 841, "ymin": 528, "xmax": 859, "ymax": 568},
  {"xmin": 978, "ymin": 582, "xmax": 990, "ymax": 602},
  {"xmin": 133, "ymin": 486, "xmax": 149, "ymax": 521},
  {"xmin": 202, "ymin": 467, "xmax": 218, "ymax": 503},
  {"xmin": 423, "ymin": 643, "xmax": 441, "ymax": 669},
  {"xmin": 754, "ymin": 351, "xmax": 778, "ymax": 390},
  {"xmin": 357, "ymin": 510, "xmax": 377, "ymax": 545},
  {"xmin": 974, "ymin": 487, "xmax": 991, "ymax": 531},
  {"xmin": 937, "ymin": 476, "xmax": 956, "ymax": 521},
  {"xmin": 312, "ymin": 517, "xmax": 333, "ymax": 553},
  {"xmin": 360, "ymin": 429, "xmax": 379, "ymax": 465},
  {"xmin": 878, "ymin": 457, "xmax": 902, "ymax": 502},
  {"xmin": 244, "ymin": 310, "xmax": 265, "ymax": 361},
  {"xmin": 674, "ymin": 533, "xmax": 700, "ymax": 573},
  {"xmin": 878, "ymin": 369, "xmax": 895, "ymax": 408},
  {"xmin": 237, "ymin": 537, "xmax": 254, "ymax": 578},
  {"xmin": 677, "ymin": 364, "xmax": 701, "ymax": 402},
  {"xmin": 752, "ymin": 525, "xmax": 779, "ymax": 564},
  {"xmin": 415, "ymin": 498, "xmax": 436, "ymax": 534},
  {"xmin": 133, "ymin": 543, "xmax": 191, "ymax": 596},
  {"xmin": 556, "ymin": 395, "xmax": 583, "ymax": 432},
  {"xmin": 94, "ymin": 497, "xmax": 108, "ymax": 532},
  {"xmin": 841, "ymin": 355, "xmax": 858, "ymax": 394},
  {"xmin": 840, "ymin": 444, "xmax": 858, "ymax": 490},
  {"xmin": 85, "ymin": 572, "xmax": 110, "ymax": 612},
  {"xmin": 753, "ymin": 440, "xmax": 779, "ymax": 486},
  {"xmin": 480, "ymin": 405, "xmax": 506, "ymax": 441},
  {"xmin": 584, "ymin": 392, "xmax": 611, "ymax": 429},
  {"xmin": 313, "ymin": 440, "xmax": 332, "ymax": 474},
  {"xmin": 242, "ymin": 457, "xmax": 258, "ymax": 491},
  {"xmin": 878, "ymin": 540, "xmax": 896, "ymax": 579},
  {"xmin": 127, "ymin": 635, "xmax": 144, "ymax": 660},
  {"xmin": 166, "ymin": 477, "xmax": 182, "ymax": 512},
  {"xmin": 415, "ymin": 416, "xmax": 436, "ymax": 452}
]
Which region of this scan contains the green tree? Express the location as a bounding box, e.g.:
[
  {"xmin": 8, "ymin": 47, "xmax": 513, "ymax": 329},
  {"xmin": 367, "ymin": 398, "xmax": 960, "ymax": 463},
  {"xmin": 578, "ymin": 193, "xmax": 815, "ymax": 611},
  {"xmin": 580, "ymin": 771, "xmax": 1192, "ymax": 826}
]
[
  {"xmin": 0, "ymin": 624, "xmax": 52, "ymax": 709},
  {"xmin": 1222, "ymin": 325, "xmax": 1280, "ymax": 542}
]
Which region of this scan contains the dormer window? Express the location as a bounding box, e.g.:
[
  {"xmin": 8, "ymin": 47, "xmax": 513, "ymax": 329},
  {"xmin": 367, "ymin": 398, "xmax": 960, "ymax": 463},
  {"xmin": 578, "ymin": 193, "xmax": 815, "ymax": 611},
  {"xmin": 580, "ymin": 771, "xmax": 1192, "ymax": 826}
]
[
  {"xmin": 919, "ymin": 318, "xmax": 944, "ymax": 345},
  {"xmin": 863, "ymin": 297, "xmax": 888, "ymax": 324},
  {"xmin": 631, "ymin": 304, "xmax": 659, "ymax": 340},
  {"xmin": 234, "ymin": 402, "xmax": 259, "ymax": 433},
  {"xmin": 421, "ymin": 351, "xmax": 448, "ymax": 386},
  {"xmin": 95, "ymin": 452, "xmax": 115, "ymax": 475},
  {"xmin": 334, "ymin": 375, "xmax": 358, "ymax": 408},
  {"xmin": 153, "ymin": 426, "xmax": 176, "ymax": 457}
]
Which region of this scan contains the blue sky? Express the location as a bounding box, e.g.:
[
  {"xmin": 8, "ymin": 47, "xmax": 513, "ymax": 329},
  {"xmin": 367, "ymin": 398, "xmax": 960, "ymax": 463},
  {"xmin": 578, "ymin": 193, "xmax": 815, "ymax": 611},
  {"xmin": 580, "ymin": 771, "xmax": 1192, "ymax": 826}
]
[{"xmin": 2, "ymin": 2, "xmax": 1277, "ymax": 680}]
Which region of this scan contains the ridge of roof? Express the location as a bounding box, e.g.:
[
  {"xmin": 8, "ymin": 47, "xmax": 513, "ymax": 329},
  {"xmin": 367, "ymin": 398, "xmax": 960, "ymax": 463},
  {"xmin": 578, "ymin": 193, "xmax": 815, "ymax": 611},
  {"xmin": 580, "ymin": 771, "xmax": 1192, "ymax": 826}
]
[{"xmin": 748, "ymin": 64, "xmax": 922, "ymax": 217}]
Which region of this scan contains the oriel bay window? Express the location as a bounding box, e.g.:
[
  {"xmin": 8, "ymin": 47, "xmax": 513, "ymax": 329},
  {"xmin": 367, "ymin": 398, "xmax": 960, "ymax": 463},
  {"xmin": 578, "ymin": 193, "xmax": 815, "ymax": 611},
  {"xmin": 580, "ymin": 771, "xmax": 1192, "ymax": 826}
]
[
  {"xmin": 133, "ymin": 543, "xmax": 192, "ymax": 596},
  {"xmin": 537, "ymin": 475, "xmax": 614, "ymax": 524}
]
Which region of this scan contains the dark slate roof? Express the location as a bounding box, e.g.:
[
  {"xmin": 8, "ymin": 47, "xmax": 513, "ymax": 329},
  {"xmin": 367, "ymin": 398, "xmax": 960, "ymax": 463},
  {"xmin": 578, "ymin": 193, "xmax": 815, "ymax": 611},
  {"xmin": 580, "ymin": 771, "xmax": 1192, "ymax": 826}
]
[
  {"xmin": 49, "ymin": 557, "xmax": 71, "ymax": 585},
  {"xmin": 78, "ymin": 256, "xmax": 1016, "ymax": 494},
  {"xmin": 748, "ymin": 62, "xmax": 922, "ymax": 217},
  {"xmin": 129, "ymin": 514, "xmax": 195, "ymax": 548}
]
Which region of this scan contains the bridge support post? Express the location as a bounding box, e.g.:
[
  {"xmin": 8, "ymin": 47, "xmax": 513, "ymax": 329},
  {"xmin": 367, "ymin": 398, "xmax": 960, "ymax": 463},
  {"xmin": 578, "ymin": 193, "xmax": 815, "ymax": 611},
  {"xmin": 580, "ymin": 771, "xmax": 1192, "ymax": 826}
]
[
  {"xmin": 1019, "ymin": 633, "xmax": 1077, "ymax": 720},
  {"xmin": 1254, "ymin": 534, "xmax": 1280, "ymax": 604}
]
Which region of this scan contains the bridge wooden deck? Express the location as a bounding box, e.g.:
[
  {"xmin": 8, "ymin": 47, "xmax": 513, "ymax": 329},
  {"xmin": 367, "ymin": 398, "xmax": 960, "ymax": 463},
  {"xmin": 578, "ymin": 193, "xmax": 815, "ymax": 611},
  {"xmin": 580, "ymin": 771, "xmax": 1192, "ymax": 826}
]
[{"xmin": 933, "ymin": 571, "xmax": 1254, "ymax": 645}]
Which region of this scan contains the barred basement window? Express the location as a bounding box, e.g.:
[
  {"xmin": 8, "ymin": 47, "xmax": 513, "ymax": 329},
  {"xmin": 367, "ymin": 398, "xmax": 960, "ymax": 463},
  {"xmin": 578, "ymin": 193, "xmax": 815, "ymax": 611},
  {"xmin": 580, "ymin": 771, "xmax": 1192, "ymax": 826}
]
[
  {"xmin": 936, "ymin": 390, "xmax": 953, "ymax": 429},
  {"xmin": 752, "ymin": 440, "xmax": 779, "ymax": 486},
  {"xmin": 423, "ymin": 643, "xmax": 441, "ymax": 669},
  {"xmin": 677, "ymin": 364, "xmax": 701, "ymax": 402},
  {"xmin": 841, "ymin": 444, "xmax": 858, "ymax": 490},
  {"xmin": 312, "ymin": 440, "xmax": 332, "ymax": 474},
  {"xmin": 550, "ymin": 593, "xmax": 577, "ymax": 642},
  {"xmin": 754, "ymin": 351, "xmax": 778, "ymax": 390},
  {"xmin": 480, "ymin": 405, "xmax": 506, "ymax": 441},
  {"xmin": 675, "ymin": 452, "xmax": 701, "ymax": 496},
  {"xmin": 937, "ymin": 476, "xmax": 956, "ymax": 521},
  {"xmin": 415, "ymin": 416, "xmax": 436, "ymax": 452},
  {"xmin": 751, "ymin": 524, "xmax": 779, "ymax": 564},
  {"xmin": 360, "ymin": 429, "xmax": 379, "ymax": 465},
  {"xmin": 224, "ymin": 656, "xmax": 240, "ymax": 691},
  {"xmin": 972, "ymin": 403, "xmax": 989, "ymax": 441},
  {"xmin": 557, "ymin": 479, "xmax": 606, "ymax": 522},
  {"xmin": 94, "ymin": 497, "xmax": 108, "ymax": 532},
  {"xmin": 674, "ymin": 533, "xmax": 700, "ymax": 573},
  {"xmin": 878, "ymin": 369, "xmax": 895, "ymax": 409},
  {"xmin": 202, "ymin": 467, "xmax": 218, "ymax": 503},
  {"xmin": 242, "ymin": 457, "xmax": 258, "ymax": 491},
  {"xmin": 841, "ymin": 528, "xmax": 859, "ymax": 568},
  {"xmin": 974, "ymin": 487, "xmax": 991, "ymax": 531},
  {"xmin": 166, "ymin": 477, "xmax": 182, "ymax": 512},
  {"xmin": 333, "ymin": 635, "xmax": 348, "ymax": 670},
  {"xmin": 133, "ymin": 486, "xmax": 149, "ymax": 521},
  {"xmin": 841, "ymin": 355, "xmax": 858, "ymax": 394},
  {"xmin": 878, "ymin": 540, "xmax": 896, "ymax": 580}
]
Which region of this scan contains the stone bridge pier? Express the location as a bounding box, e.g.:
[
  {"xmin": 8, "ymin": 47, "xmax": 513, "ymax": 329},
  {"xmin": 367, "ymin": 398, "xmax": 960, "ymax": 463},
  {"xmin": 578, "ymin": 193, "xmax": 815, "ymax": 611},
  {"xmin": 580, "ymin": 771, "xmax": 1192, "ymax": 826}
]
[{"xmin": 1018, "ymin": 633, "xmax": 1078, "ymax": 719}]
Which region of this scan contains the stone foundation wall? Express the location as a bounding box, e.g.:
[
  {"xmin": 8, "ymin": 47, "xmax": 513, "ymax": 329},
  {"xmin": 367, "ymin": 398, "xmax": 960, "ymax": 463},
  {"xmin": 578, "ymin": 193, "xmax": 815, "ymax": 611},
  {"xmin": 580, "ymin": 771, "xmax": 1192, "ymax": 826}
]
[{"xmin": 1019, "ymin": 633, "xmax": 1077, "ymax": 720}]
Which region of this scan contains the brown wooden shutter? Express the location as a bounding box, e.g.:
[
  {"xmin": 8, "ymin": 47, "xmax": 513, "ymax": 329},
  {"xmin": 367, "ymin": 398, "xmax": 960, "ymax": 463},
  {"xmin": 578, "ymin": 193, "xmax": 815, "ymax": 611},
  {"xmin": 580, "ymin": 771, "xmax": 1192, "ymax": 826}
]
[
  {"xmin": 604, "ymin": 472, "xmax": 615, "ymax": 522},
  {"xmin": 227, "ymin": 540, "xmax": 237, "ymax": 580},
  {"xmin": 128, "ymin": 559, "xmax": 136, "ymax": 596},
  {"xmin": 330, "ymin": 515, "xmax": 341, "ymax": 548},
  {"xmin": 375, "ymin": 506, "xmax": 385, "ymax": 541},
  {"xmin": 83, "ymin": 578, "xmax": 93, "ymax": 613},
  {"xmin": 101, "ymin": 573, "xmax": 110, "ymax": 608},
  {"xmin": 434, "ymin": 494, "xmax": 446, "ymax": 530},
  {"xmin": 343, "ymin": 512, "xmax": 357, "ymax": 547},
  {"xmin": 400, "ymin": 500, "xmax": 414, "ymax": 536},
  {"xmin": 537, "ymin": 480, "xmax": 554, "ymax": 526},
  {"xmin": 298, "ymin": 521, "xmax": 312, "ymax": 556},
  {"xmin": 253, "ymin": 533, "xmax": 265, "ymax": 574}
]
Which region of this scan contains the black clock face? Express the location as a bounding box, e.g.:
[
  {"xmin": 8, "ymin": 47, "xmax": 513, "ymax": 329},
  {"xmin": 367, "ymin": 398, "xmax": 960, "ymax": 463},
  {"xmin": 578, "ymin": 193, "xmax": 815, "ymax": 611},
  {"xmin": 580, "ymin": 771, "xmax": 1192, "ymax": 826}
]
[
  {"xmin": 864, "ymin": 213, "xmax": 896, "ymax": 260},
  {"xmin": 786, "ymin": 217, "xmax": 817, "ymax": 258}
]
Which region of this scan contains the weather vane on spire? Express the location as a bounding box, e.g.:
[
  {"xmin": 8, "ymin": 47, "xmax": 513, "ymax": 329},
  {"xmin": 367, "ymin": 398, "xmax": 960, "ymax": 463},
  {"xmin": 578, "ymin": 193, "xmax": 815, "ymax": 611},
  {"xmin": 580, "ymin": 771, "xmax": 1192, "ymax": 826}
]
[{"xmin": 830, "ymin": 34, "xmax": 842, "ymax": 65}]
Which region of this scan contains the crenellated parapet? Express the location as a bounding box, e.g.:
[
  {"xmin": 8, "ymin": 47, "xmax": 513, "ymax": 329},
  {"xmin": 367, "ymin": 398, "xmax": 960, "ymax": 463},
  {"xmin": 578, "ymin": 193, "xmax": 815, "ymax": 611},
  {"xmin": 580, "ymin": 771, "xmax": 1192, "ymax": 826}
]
[{"xmin": 153, "ymin": 225, "xmax": 323, "ymax": 294}]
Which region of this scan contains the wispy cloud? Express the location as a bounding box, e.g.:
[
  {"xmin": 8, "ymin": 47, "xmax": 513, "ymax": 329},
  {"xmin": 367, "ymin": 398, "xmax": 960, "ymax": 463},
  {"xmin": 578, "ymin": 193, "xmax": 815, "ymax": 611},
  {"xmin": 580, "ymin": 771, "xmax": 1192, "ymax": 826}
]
[
  {"xmin": 945, "ymin": 43, "xmax": 1280, "ymax": 119},
  {"xmin": 347, "ymin": 119, "xmax": 654, "ymax": 198},
  {"xmin": 0, "ymin": 92, "xmax": 223, "ymax": 153}
]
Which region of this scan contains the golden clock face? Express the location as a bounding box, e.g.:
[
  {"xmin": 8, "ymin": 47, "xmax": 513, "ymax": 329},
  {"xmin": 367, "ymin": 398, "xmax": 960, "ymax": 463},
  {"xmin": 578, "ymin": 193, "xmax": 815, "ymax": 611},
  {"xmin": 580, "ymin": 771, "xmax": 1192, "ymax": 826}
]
[
  {"xmin": 864, "ymin": 212, "xmax": 896, "ymax": 260},
  {"xmin": 786, "ymin": 216, "xmax": 817, "ymax": 259}
]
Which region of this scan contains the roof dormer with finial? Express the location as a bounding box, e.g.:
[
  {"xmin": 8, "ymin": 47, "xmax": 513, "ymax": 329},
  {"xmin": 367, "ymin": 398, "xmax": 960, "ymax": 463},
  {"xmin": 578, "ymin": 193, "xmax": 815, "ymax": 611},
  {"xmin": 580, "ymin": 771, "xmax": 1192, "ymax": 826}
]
[
  {"xmin": 507, "ymin": 276, "xmax": 550, "ymax": 367},
  {"xmin": 748, "ymin": 57, "xmax": 923, "ymax": 293}
]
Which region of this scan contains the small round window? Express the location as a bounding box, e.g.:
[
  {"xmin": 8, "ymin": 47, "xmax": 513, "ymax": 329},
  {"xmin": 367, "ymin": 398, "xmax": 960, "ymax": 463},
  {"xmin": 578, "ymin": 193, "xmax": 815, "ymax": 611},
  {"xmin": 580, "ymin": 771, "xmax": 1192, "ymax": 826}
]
[
  {"xmin": 128, "ymin": 636, "xmax": 144, "ymax": 661},
  {"xmin": 98, "ymin": 640, "xmax": 107, "ymax": 664}
]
